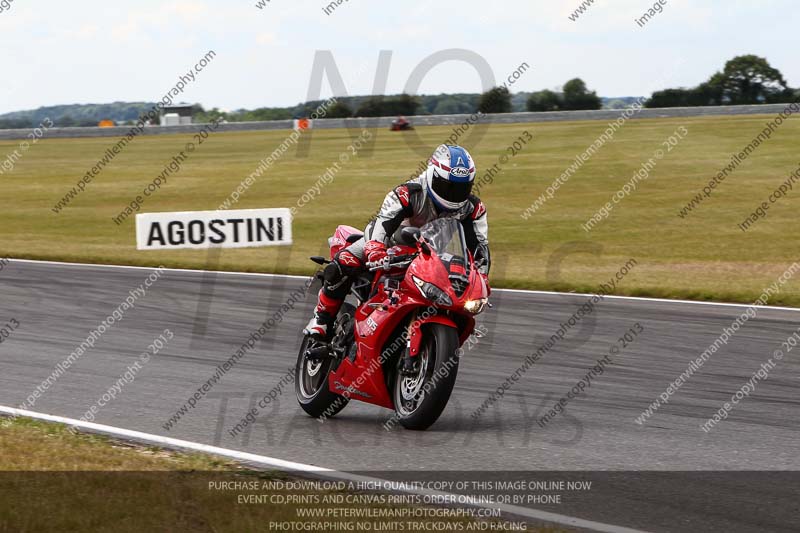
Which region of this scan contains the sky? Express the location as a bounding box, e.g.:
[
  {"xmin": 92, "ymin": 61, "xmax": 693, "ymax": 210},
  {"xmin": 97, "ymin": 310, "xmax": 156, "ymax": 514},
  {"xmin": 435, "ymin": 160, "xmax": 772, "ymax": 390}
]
[{"xmin": 1, "ymin": 0, "xmax": 798, "ymax": 114}]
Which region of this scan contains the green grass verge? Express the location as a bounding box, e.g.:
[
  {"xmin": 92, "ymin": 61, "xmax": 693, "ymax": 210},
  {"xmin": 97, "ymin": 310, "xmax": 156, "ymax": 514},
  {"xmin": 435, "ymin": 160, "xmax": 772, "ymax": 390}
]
[
  {"xmin": 0, "ymin": 115, "xmax": 797, "ymax": 305},
  {"xmin": 0, "ymin": 416, "xmax": 553, "ymax": 532}
]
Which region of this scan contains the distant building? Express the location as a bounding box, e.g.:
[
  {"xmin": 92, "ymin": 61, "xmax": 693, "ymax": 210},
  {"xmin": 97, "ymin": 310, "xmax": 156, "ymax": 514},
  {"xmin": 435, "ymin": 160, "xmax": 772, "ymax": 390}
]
[{"xmin": 160, "ymin": 103, "xmax": 194, "ymax": 126}]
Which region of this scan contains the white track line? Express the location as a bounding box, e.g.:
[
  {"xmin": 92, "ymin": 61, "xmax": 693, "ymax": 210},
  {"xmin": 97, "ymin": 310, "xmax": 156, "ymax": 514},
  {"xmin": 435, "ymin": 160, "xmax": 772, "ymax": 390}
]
[
  {"xmin": 494, "ymin": 287, "xmax": 800, "ymax": 312},
  {"xmin": 0, "ymin": 406, "xmax": 649, "ymax": 533},
  {"xmin": 7, "ymin": 257, "xmax": 309, "ymax": 281},
  {"xmin": 8, "ymin": 257, "xmax": 800, "ymax": 312}
]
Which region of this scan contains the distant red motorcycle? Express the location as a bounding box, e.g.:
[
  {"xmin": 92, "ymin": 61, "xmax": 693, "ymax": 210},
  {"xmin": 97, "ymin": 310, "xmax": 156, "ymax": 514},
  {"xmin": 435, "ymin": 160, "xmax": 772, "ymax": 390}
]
[
  {"xmin": 390, "ymin": 116, "xmax": 414, "ymax": 131},
  {"xmin": 295, "ymin": 218, "xmax": 490, "ymax": 430}
]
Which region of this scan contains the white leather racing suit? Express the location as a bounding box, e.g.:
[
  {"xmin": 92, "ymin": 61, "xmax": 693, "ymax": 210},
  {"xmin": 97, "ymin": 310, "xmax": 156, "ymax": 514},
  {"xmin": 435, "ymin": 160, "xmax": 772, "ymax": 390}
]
[{"xmin": 345, "ymin": 176, "xmax": 491, "ymax": 274}]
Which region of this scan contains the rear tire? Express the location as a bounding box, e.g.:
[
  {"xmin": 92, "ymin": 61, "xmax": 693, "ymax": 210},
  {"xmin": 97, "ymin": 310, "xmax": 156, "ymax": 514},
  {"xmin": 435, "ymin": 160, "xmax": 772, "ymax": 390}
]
[
  {"xmin": 392, "ymin": 324, "xmax": 459, "ymax": 431},
  {"xmin": 295, "ymin": 305, "xmax": 354, "ymax": 419}
]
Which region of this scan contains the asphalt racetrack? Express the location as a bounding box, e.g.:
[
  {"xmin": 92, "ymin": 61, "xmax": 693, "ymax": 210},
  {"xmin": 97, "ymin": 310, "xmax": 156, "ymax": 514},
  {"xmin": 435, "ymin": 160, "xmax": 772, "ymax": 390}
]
[{"xmin": 2, "ymin": 259, "xmax": 799, "ymax": 532}]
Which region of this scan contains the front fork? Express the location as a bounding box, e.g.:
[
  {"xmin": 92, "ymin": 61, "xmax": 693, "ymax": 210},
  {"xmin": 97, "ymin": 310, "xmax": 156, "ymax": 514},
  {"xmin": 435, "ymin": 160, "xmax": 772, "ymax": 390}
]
[{"xmin": 402, "ymin": 311, "xmax": 461, "ymax": 373}]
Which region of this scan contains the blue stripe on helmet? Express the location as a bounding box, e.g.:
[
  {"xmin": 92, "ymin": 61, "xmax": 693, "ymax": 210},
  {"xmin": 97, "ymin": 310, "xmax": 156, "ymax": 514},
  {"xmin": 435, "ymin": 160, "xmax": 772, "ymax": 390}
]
[
  {"xmin": 448, "ymin": 145, "xmax": 468, "ymax": 168},
  {"xmin": 447, "ymin": 145, "xmax": 473, "ymax": 183}
]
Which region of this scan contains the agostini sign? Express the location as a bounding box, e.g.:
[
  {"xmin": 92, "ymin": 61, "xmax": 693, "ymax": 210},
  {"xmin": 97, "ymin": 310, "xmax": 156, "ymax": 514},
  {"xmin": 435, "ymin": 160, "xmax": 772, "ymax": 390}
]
[{"xmin": 136, "ymin": 208, "xmax": 292, "ymax": 251}]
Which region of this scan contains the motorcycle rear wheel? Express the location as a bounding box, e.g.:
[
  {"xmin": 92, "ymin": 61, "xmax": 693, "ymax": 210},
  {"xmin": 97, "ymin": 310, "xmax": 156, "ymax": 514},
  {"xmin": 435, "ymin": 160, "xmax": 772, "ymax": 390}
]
[
  {"xmin": 295, "ymin": 305, "xmax": 354, "ymax": 419},
  {"xmin": 392, "ymin": 324, "xmax": 459, "ymax": 431}
]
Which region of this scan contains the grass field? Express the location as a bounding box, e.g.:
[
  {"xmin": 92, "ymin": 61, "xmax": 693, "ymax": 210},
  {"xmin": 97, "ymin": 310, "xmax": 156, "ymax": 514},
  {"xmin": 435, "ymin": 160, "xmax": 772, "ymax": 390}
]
[
  {"xmin": 1, "ymin": 416, "xmax": 543, "ymax": 532},
  {"xmin": 1, "ymin": 115, "xmax": 798, "ymax": 305}
]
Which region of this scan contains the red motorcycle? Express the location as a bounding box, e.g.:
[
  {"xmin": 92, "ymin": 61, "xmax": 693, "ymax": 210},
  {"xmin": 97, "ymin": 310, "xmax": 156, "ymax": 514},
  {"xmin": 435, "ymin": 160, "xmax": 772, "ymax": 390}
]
[{"xmin": 295, "ymin": 218, "xmax": 490, "ymax": 430}]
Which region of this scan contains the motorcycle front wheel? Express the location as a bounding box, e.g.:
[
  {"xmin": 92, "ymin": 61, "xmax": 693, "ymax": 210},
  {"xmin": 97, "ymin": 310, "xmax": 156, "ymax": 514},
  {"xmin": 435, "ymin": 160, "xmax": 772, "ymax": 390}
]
[{"xmin": 392, "ymin": 323, "xmax": 459, "ymax": 431}]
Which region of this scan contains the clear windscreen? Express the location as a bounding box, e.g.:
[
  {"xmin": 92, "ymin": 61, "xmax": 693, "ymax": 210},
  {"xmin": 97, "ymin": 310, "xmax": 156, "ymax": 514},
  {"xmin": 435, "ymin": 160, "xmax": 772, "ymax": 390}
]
[{"xmin": 419, "ymin": 218, "xmax": 468, "ymax": 264}]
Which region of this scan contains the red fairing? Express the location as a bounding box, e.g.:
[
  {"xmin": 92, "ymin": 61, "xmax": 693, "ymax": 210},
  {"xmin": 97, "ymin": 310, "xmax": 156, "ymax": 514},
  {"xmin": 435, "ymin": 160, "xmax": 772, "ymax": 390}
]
[
  {"xmin": 323, "ymin": 223, "xmax": 491, "ymax": 411},
  {"xmin": 329, "ymin": 277, "xmax": 439, "ymax": 409},
  {"xmin": 408, "ymin": 315, "xmax": 459, "ymax": 359},
  {"xmin": 329, "ymin": 301, "xmax": 402, "ymax": 409},
  {"xmin": 330, "ymin": 225, "xmax": 363, "ymax": 257}
]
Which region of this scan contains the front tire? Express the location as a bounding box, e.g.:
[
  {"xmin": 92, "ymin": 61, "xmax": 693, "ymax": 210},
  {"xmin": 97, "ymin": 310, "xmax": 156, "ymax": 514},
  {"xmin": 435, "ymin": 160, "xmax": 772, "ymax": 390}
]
[{"xmin": 392, "ymin": 324, "xmax": 459, "ymax": 431}]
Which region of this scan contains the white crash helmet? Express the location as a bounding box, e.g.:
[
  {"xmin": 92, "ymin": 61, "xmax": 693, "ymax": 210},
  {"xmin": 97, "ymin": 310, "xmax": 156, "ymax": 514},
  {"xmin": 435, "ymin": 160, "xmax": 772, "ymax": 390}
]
[{"xmin": 424, "ymin": 144, "xmax": 476, "ymax": 211}]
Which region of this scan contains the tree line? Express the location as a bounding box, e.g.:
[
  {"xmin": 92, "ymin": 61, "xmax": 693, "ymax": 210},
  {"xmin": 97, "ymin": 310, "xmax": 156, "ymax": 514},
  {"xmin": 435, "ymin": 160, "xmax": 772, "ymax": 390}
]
[
  {"xmin": 193, "ymin": 56, "xmax": 800, "ymax": 122},
  {"xmin": 1, "ymin": 55, "xmax": 797, "ymax": 129}
]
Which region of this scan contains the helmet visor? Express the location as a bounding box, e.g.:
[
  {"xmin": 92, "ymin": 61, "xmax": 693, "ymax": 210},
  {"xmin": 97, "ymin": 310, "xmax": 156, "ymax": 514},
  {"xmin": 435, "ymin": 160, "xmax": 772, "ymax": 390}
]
[{"xmin": 432, "ymin": 171, "xmax": 472, "ymax": 205}]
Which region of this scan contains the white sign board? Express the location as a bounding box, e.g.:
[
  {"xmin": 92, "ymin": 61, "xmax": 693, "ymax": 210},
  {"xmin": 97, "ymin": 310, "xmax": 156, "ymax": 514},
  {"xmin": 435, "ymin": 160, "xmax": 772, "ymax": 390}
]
[{"xmin": 136, "ymin": 208, "xmax": 292, "ymax": 251}]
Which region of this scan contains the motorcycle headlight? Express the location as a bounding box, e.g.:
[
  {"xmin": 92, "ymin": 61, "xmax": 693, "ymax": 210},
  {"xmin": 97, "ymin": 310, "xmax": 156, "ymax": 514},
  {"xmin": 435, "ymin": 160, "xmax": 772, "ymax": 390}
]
[
  {"xmin": 463, "ymin": 298, "xmax": 488, "ymax": 315},
  {"xmin": 412, "ymin": 276, "xmax": 453, "ymax": 306}
]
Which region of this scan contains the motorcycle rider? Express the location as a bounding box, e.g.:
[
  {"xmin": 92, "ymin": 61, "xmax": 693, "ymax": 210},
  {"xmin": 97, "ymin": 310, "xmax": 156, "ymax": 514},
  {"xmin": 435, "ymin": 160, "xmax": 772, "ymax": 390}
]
[{"xmin": 304, "ymin": 144, "xmax": 491, "ymax": 347}]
